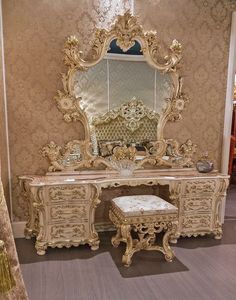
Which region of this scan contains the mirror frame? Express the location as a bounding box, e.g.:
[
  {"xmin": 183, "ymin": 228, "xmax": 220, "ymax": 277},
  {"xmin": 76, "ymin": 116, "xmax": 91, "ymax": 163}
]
[{"xmin": 43, "ymin": 11, "xmax": 196, "ymax": 172}]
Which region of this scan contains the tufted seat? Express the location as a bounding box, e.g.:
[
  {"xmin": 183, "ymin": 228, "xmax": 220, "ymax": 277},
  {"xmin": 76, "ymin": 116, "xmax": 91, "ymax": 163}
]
[{"xmin": 109, "ymin": 195, "xmax": 179, "ymax": 267}]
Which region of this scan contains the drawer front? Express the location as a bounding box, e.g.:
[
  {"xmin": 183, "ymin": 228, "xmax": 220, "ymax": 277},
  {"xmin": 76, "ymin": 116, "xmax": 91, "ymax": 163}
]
[
  {"xmin": 180, "ymin": 214, "xmax": 212, "ymax": 234},
  {"xmin": 184, "ymin": 180, "xmax": 216, "ymax": 195},
  {"xmin": 49, "ymin": 223, "xmax": 89, "ymax": 241},
  {"xmin": 49, "ymin": 204, "xmax": 89, "ymax": 223},
  {"xmin": 182, "ymin": 197, "xmax": 213, "ymax": 213},
  {"xmin": 48, "ymin": 185, "xmax": 90, "ymax": 204}
]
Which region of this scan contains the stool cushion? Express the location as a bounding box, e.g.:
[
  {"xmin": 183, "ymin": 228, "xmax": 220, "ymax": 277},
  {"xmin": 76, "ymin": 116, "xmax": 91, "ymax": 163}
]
[{"xmin": 112, "ymin": 195, "xmax": 178, "ymax": 217}]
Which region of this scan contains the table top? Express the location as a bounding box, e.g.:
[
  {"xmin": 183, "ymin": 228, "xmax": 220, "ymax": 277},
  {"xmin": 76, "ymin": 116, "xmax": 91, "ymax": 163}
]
[{"xmin": 19, "ymin": 168, "xmax": 229, "ymax": 187}]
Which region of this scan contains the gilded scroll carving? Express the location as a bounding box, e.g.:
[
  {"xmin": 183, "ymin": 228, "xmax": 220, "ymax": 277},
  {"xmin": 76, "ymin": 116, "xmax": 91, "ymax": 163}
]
[
  {"xmin": 183, "ymin": 198, "xmax": 212, "ymax": 212},
  {"xmin": 50, "ymin": 205, "xmax": 87, "ymax": 221},
  {"xmin": 109, "ymin": 202, "xmax": 178, "ymax": 266},
  {"xmin": 53, "ymin": 11, "xmax": 190, "ymax": 169},
  {"xmin": 41, "ymin": 140, "xmax": 93, "ymax": 172},
  {"xmin": 49, "ymin": 186, "xmax": 87, "ymax": 202},
  {"xmin": 50, "ymin": 224, "xmax": 86, "ymax": 240},
  {"xmin": 184, "ymin": 180, "xmax": 216, "ymax": 194},
  {"xmin": 182, "ymin": 215, "xmax": 211, "ymax": 230}
]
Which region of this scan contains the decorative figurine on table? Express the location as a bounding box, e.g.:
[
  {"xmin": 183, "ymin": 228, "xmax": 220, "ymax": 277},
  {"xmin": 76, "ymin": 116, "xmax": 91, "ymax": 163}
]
[{"xmin": 196, "ymin": 152, "xmax": 214, "ymax": 173}]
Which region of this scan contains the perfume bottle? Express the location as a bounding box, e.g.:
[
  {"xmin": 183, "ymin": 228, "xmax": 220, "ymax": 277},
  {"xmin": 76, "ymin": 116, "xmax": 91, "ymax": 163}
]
[{"xmin": 196, "ymin": 152, "xmax": 214, "ymax": 173}]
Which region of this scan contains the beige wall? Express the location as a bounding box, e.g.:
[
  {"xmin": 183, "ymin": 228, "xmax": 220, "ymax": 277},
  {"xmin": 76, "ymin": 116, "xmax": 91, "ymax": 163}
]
[
  {"xmin": 2, "ymin": 0, "xmax": 235, "ymax": 221},
  {"xmin": 136, "ymin": 0, "xmax": 233, "ymax": 164}
]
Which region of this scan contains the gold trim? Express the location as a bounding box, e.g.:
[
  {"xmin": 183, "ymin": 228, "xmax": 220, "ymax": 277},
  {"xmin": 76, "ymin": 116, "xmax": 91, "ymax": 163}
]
[{"xmin": 49, "ymin": 11, "xmax": 194, "ymax": 171}]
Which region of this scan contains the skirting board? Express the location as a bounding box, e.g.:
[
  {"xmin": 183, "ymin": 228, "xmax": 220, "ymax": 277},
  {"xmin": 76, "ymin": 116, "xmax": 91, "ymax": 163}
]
[
  {"xmin": 12, "ymin": 221, "xmax": 26, "ymax": 238},
  {"xmin": 12, "ymin": 221, "xmax": 115, "ymax": 239}
]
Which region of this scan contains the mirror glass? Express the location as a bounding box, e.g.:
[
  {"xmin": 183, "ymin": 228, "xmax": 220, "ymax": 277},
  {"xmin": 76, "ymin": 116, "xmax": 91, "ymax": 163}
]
[{"xmin": 71, "ymin": 39, "xmax": 173, "ymax": 120}]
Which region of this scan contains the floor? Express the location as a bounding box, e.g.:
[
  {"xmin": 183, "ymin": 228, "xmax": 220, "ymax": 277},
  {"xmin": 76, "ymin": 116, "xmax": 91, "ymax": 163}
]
[{"xmin": 16, "ymin": 185, "xmax": 236, "ymax": 300}]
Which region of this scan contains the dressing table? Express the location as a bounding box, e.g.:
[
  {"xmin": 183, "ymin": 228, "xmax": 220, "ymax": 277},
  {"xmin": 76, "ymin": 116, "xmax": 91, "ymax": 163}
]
[{"xmin": 19, "ymin": 11, "xmax": 229, "ymax": 255}]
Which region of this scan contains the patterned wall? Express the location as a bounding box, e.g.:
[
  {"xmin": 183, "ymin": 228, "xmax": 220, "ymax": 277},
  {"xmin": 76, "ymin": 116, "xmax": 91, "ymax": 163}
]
[
  {"xmin": 136, "ymin": 0, "xmax": 234, "ymax": 161},
  {"xmin": 3, "ymin": 0, "xmax": 132, "ymax": 221},
  {"xmin": 2, "ymin": 0, "xmax": 235, "ymax": 221}
]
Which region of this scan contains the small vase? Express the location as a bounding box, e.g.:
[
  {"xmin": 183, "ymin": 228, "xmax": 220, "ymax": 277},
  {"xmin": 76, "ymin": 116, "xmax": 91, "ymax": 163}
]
[{"xmin": 196, "ymin": 152, "xmax": 214, "ymax": 173}]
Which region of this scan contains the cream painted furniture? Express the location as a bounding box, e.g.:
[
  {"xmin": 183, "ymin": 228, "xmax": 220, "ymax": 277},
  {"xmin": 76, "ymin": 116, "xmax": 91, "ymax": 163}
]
[
  {"xmin": 19, "ymin": 169, "xmax": 228, "ymax": 255},
  {"xmin": 109, "ymin": 195, "xmax": 178, "ymax": 267},
  {"xmin": 19, "ymin": 12, "xmax": 229, "ymax": 255}
]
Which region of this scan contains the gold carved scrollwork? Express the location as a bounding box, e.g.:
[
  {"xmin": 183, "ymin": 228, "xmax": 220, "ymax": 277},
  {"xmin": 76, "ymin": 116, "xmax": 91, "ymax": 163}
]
[
  {"xmin": 49, "ymin": 186, "xmax": 87, "ymax": 202},
  {"xmin": 60, "ymin": 11, "xmax": 187, "ymax": 125},
  {"xmin": 109, "ymin": 204, "xmax": 178, "ymax": 266},
  {"xmin": 51, "ymin": 11, "xmax": 195, "ymax": 171},
  {"xmin": 50, "ymin": 205, "xmax": 87, "ymax": 221},
  {"xmin": 50, "ymin": 224, "xmax": 86, "ymax": 240},
  {"xmin": 41, "ymin": 140, "xmax": 94, "ymax": 172}
]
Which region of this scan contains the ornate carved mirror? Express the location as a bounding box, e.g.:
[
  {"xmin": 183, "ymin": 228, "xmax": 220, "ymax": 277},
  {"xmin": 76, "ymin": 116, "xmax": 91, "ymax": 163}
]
[{"xmin": 42, "ymin": 11, "xmax": 196, "ymax": 172}]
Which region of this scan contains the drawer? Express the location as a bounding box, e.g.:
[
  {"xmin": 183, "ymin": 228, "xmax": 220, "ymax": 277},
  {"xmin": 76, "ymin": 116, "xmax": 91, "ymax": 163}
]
[
  {"xmin": 47, "ymin": 185, "xmax": 90, "ymax": 204},
  {"xmin": 49, "ymin": 204, "xmax": 89, "ymax": 223},
  {"xmin": 184, "ymin": 180, "xmax": 216, "ymax": 195},
  {"xmin": 49, "ymin": 223, "xmax": 89, "ymax": 241},
  {"xmin": 180, "ymin": 214, "xmax": 212, "ymax": 233},
  {"xmin": 182, "ymin": 197, "xmax": 212, "ymax": 213}
]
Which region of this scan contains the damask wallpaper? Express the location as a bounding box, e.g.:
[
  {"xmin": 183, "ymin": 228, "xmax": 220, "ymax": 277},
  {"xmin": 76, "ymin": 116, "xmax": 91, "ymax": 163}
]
[
  {"xmin": 1, "ymin": 0, "xmax": 235, "ymax": 221},
  {"xmin": 136, "ymin": 0, "xmax": 234, "ymax": 162}
]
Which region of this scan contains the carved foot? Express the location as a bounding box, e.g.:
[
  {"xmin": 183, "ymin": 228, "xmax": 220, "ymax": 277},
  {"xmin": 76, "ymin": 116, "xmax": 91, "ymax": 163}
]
[
  {"xmin": 24, "ymin": 228, "xmax": 34, "ymax": 239},
  {"xmin": 35, "ymin": 242, "xmax": 47, "ymax": 255},
  {"xmin": 214, "ymin": 227, "xmax": 223, "ymax": 240},
  {"xmin": 165, "ymin": 254, "xmax": 174, "ymax": 262},
  {"xmin": 111, "ymin": 237, "xmax": 121, "ymax": 248},
  {"xmin": 37, "ymin": 249, "xmax": 46, "ymax": 255},
  {"xmin": 122, "ymin": 254, "xmax": 132, "ymax": 267},
  {"xmin": 214, "ymin": 232, "xmax": 222, "ymax": 240},
  {"xmin": 90, "ymin": 240, "xmax": 100, "ymax": 251}
]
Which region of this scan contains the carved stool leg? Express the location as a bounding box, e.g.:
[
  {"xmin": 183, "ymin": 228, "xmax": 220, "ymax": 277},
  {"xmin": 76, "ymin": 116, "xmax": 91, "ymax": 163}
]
[
  {"xmin": 120, "ymin": 224, "xmax": 135, "ymax": 267},
  {"xmin": 162, "ymin": 222, "xmax": 177, "ymax": 262},
  {"xmin": 111, "ymin": 226, "xmax": 122, "ymax": 247}
]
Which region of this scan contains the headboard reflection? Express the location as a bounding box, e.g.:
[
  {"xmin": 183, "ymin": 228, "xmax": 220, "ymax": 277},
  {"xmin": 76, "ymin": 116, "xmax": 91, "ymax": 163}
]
[{"xmin": 91, "ymin": 97, "xmax": 159, "ymax": 157}]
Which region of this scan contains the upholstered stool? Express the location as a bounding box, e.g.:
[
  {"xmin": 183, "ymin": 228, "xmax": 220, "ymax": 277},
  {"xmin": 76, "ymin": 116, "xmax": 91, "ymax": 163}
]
[{"xmin": 109, "ymin": 195, "xmax": 178, "ymax": 267}]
